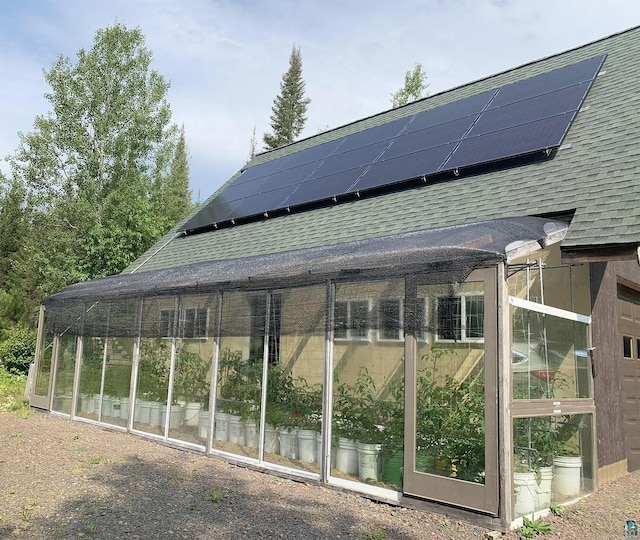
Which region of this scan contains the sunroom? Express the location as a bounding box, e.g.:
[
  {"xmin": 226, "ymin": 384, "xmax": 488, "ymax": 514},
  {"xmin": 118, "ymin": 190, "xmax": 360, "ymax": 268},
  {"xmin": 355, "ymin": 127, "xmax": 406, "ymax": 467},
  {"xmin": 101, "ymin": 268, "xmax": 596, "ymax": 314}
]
[{"xmin": 30, "ymin": 215, "xmax": 595, "ymax": 531}]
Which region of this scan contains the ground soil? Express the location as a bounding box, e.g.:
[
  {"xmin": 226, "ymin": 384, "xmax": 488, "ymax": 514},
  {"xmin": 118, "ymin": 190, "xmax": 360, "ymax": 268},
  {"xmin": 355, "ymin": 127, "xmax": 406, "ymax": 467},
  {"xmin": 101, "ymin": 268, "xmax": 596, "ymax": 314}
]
[{"xmin": 1, "ymin": 411, "xmax": 638, "ymax": 539}]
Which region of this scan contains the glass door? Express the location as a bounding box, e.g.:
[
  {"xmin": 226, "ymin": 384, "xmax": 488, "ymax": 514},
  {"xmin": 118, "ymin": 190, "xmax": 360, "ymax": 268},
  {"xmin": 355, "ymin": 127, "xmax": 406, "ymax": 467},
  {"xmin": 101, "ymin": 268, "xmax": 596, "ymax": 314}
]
[
  {"xmin": 403, "ymin": 267, "xmax": 499, "ymax": 514},
  {"xmin": 31, "ymin": 307, "xmax": 55, "ymax": 410}
]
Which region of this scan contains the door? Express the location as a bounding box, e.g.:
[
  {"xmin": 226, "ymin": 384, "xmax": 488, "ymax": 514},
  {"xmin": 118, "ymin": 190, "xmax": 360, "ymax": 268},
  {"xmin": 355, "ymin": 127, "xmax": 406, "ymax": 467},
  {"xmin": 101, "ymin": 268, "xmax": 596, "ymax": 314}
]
[
  {"xmin": 403, "ymin": 267, "xmax": 499, "ymax": 514},
  {"xmin": 30, "ymin": 307, "xmax": 55, "ymax": 410},
  {"xmin": 619, "ymin": 284, "xmax": 640, "ymax": 471}
]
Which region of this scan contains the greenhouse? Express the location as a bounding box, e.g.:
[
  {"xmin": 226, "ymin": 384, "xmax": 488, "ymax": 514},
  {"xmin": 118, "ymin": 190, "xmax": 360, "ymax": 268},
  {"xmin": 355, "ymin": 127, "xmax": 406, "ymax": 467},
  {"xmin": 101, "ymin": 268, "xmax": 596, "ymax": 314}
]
[{"xmin": 31, "ymin": 26, "xmax": 640, "ymax": 532}]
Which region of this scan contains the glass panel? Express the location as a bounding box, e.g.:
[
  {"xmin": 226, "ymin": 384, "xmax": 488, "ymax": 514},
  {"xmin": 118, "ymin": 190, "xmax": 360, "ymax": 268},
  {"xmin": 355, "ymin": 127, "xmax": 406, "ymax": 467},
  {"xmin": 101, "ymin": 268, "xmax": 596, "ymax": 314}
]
[
  {"xmin": 623, "ymin": 336, "xmax": 633, "ymax": 359},
  {"xmin": 34, "ymin": 313, "xmax": 54, "ymax": 398},
  {"xmin": 332, "ymin": 279, "xmax": 405, "ymax": 490},
  {"xmin": 101, "ymin": 300, "xmax": 138, "ymax": 428},
  {"xmin": 169, "ymin": 293, "xmax": 217, "ymax": 445},
  {"xmin": 262, "ymin": 285, "xmax": 325, "ymax": 473},
  {"xmin": 508, "ymin": 247, "xmax": 591, "ymax": 317},
  {"xmin": 133, "ymin": 297, "xmax": 173, "ymax": 436},
  {"xmin": 513, "ymin": 414, "xmax": 594, "ymax": 518},
  {"xmin": 52, "ymin": 333, "xmax": 77, "ymax": 415},
  {"xmin": 415, "ymin": 280, "xmax": 486, "ymax": 485},
  {"xmin": 512, "ymin": 307, "xmax": 591, "ymax": 399},
  {"xmin": 214, "ymin": 290, "xmax": 265, "ymax": 460},
  {"xmin": 76, "ymin": 303, "xmax": 109, "ymax": 421},
  {"xmin": 637, "ymin": 339, "xmax": 640, "ymax": 360}
]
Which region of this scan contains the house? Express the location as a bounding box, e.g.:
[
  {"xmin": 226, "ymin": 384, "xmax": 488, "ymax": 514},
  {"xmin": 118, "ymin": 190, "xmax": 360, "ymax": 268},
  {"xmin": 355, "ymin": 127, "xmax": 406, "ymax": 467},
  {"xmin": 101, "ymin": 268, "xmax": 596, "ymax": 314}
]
[{"xmin": 30, "ymin": 26, "xmax": 640, "ymax": 531}]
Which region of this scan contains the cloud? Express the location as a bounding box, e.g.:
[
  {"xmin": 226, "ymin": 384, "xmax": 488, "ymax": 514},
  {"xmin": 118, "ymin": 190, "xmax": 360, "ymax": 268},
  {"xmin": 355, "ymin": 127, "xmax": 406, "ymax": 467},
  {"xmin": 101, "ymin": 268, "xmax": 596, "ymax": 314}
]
[{"xmin": 0, "ymin": 0, "xmax": 638, "ymax": 196}]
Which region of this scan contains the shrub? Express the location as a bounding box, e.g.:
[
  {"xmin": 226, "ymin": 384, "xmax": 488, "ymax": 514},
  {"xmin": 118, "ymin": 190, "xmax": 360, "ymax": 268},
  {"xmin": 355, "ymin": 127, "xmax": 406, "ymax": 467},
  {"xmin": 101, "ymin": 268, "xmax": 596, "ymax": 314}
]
[
  {"xmin": 0, "ymin": 366, "xmax": 30, "ymax": 414},
  {"xmin": 0, "ymin": 326, "xmax": 37, "ymax": 375}
]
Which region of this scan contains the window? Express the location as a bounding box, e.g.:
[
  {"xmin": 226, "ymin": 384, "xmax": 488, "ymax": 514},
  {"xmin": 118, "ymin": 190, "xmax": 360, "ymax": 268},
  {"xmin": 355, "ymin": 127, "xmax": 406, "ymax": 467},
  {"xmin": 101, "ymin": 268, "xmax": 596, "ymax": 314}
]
[
  {"xmin": 436, "ymin": 294, "xmax": 484, "ymax": 342},
  {"xmin": 416, "ymin": 297, "xmax": 429, "ymax": 341},
  {"xmin": 624, "ymin": 336, "xmax": 633, "ymax": 359},
  {"xmin": 335, "ymin": 299, "xmax": 371, "ymax": 341},
  {"xmin": 159, "ymin": 307, "xmax": 209, "ymax": 338},
  {"xmin": 182, "ymin": 307, "xmax": 208, "ymax": 338},
  {"xmin": 159, "ymin": 309, "xmax": 176, "ymax": 338},
  {"xmin": 378, "ymin": 298, "xmax": 403, "ymax": 341},
  {"xmin": 249, "ymin": 294, "xmax": 281, "ymax": 365}
]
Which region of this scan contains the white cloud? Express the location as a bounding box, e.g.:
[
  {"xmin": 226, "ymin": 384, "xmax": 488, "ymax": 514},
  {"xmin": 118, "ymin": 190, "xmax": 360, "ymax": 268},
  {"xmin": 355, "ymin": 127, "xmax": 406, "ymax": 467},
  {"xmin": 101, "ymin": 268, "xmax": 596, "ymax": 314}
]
[{"xmin": 1, "ymin": 0, "xmax": 638, "ymax": 195}]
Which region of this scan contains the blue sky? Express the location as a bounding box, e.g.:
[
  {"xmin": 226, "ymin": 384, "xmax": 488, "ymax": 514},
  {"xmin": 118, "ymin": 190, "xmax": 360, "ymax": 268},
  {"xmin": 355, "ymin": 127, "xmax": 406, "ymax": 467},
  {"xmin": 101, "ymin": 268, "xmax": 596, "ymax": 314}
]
[{"xmin": 0, "ymin": 0, "xmax": 638, "ymax": 201}]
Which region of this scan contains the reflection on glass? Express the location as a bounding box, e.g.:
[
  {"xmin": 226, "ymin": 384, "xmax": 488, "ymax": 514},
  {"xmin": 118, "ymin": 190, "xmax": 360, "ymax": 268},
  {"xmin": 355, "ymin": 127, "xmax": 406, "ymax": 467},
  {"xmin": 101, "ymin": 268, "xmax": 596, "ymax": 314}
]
[
  {"xmin": 414, "ymin": 281, "xmax": 486, "ymax": 485},
  {"xmin": 513, "ymin": 414, "xmax": 593, "ymax": 518},
  {"xmin": 512, "ymin": 308, "xmax": 590, "ymax": 399},
  {"xmin": 35, "ymin": 320, "xmax": 54, "ymax": 397},
  {"xmin": 213, "ymin": 291, "xmax": 264, "ymax": 460},
  {"xmin": 168, "ymin": 294, "xmax": 216, "ymax": 445},
  {"xmin": 52, "ymin": 334, "xmax": 76, "ymax": 414},
  {"xmin": 332, "ymin": 279, "xmax": 405, "ymax": 490}
]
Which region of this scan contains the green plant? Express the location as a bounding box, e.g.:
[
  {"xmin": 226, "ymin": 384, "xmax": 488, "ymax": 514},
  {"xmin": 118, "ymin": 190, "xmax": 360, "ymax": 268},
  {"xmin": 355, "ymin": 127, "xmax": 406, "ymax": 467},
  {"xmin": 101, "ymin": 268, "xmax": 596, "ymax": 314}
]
[
  {"xmin": 206, "ymin": 487, "xmax": 224, "ymax": 503},
  {"xmin": 173, "ymin": 348, "xmax": 209, "ymax": 403},
  {"xmin": 549, "ymin": 503, "xmax": 565, "ymax": 516},
  {"xmin": 517, "ymin": 515, "xmax": 552, "ymax": 537},
  {"xmin": 216, "ymin": 348, "xmax": 261, "ymax": 419},
  {"xmin": 358, "ymin": 528, "xmax": 386, "ymax": 540},
  {"xmin": 0, "ymin": 325, "xmax": 36, "ymax": 375},
  {"xmin": 415, "ymin": 348, "xmax": 485, "ymax": 482},
  {"xmin": 0, "ymin": 367, "xmax": 30, "ymax": 415},
  {"xmin": 138, "ymin": 340, "xmax": 170, "ymax": 401}
]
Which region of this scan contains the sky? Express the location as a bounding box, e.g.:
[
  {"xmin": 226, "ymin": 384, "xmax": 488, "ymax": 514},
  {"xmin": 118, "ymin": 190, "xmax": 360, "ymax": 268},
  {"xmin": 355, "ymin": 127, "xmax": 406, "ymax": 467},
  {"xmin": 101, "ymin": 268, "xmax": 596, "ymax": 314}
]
[{"xmin": 1, "ymin": 0, "xmax": 639, "ymax": 202}]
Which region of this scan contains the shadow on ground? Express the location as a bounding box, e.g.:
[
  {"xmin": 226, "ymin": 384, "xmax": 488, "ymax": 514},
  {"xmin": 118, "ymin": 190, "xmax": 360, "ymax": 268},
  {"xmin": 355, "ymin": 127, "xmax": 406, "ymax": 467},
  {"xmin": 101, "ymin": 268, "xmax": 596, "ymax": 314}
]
[{"xmin": 32, "ymin": 453, "xmax": 419, "ymax": 539}]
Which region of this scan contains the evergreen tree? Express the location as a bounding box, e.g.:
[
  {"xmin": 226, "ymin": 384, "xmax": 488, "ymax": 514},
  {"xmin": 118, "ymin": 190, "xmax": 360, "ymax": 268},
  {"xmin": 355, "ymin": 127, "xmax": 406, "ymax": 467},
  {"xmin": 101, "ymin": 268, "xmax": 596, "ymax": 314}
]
[
  {"xmin": 263, "ymin": 45, "xmax": 311, "ymax": 151},
  {"xmin": 152, "ymin": 124, "xmax": 193, "ymax": 232},
  {"xmin": 391, "ymin": 62, "xmax": 430, "ymax": 108}
]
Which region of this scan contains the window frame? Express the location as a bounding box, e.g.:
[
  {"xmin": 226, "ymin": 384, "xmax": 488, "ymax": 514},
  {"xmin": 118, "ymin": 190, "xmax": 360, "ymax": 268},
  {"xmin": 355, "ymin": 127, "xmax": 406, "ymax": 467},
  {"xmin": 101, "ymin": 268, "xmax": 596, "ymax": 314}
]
[
  {"xmin": 334, "ymin": 298, "xmax": 372, "ymax": 342},
  {"xmin": 377, "ymin": 297, "xmax": 404, "ymax": 342},
  {"xmin": 435, "ymin": 293, "xmax": 485, "ymax": 343}
]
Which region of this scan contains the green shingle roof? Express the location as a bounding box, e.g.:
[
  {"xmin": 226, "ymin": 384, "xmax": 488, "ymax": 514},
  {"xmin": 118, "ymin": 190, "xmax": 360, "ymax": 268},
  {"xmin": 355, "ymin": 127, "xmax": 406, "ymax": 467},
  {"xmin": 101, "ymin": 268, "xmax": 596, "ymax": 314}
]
[{"xmin": 126, "ymin": 26, "xmax": 640, "ymax": 274}]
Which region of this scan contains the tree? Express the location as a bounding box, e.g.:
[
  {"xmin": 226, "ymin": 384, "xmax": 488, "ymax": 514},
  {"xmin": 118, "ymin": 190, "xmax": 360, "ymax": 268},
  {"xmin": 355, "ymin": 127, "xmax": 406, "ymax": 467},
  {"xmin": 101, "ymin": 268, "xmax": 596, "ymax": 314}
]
[
  {"xmin": 8, "ymin": 23, "xmax": 185, "ymax": 295},
  {"xmin": 152, "ymin": 124, "xmax": 193, "ymax": 232},
  {"xmin": 0, "ymin": 174, "xmax": 29, "ymax": 288},
  {"xmin": 390, "ymin": 62, "xmax": 430, "ymax": 108},
  {"xmin": 263, "ymin": 45, "xmax": 311, "ymax": 151}
]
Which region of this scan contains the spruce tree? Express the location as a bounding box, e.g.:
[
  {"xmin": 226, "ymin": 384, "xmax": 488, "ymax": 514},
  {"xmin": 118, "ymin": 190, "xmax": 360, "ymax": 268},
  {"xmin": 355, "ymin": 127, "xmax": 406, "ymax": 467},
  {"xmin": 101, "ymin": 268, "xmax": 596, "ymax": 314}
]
[{"xmin": 263, "ymin": 45, "xmax": 311, "ymax": 151}]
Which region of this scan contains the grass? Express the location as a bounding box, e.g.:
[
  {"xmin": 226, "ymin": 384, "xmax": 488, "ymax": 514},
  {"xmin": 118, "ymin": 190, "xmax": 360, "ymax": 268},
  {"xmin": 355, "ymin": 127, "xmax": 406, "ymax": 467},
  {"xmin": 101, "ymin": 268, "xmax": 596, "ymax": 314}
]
[
  {"xmin": 206, "ymin": 487, "xmax": 224, "ymax": 503},
  {"xmin": 358, "ymin": 529, "xmax": 386, "ymax": 540},
  {"xmin": 0, "ymin": 367, "xmax": 32, "ymax": 417}
]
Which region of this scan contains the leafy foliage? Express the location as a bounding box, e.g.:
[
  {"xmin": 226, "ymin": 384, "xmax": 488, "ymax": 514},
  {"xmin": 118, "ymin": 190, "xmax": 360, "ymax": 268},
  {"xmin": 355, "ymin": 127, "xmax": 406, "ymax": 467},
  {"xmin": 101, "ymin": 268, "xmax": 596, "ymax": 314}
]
[
  {"xmin": 263, "ymin": 45, "xmax": 311, "ymax": 150},
  {"xmin": 390, "ymin": 62, "xmax": 429, "ymax": 108},
  {"xmin": 5, "ymin": 23, "xmax": 191, "ymax": 311},
  {"xmin": 0, "ymin": 326, "xmax": 36, "ymax": 375},
  {"xmin": 0, "ymin": 367, "xmax": 31, "ymax": 415}
]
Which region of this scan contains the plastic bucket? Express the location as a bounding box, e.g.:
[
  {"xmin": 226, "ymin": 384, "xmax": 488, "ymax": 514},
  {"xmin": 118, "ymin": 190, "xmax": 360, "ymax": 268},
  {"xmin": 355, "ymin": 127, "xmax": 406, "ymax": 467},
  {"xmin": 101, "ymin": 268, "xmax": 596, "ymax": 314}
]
[
  {"xmin": 214, "ymin": 411, "xmax": 230, "ymax": 441},
  {"xmin": 514, "ymin": 471, "xmax": 537, "ymax": 516},
  {"xmin": 357, "ymin": 442, "xmax": 382, "ymax": 482},
  {"xmin": 336, "ymin": 438, "xmax": 359, "ymax": 475},
  {"xmin": 553, "ymin": 456, "xmax": 582, "ymax": 497},
  {"xmin": 297, "ymin": 430, "xmax": 316, "ymax": 462},
  {"xmin": 228, "ymin": 415, "xmax": 246, "ymax": 445}
]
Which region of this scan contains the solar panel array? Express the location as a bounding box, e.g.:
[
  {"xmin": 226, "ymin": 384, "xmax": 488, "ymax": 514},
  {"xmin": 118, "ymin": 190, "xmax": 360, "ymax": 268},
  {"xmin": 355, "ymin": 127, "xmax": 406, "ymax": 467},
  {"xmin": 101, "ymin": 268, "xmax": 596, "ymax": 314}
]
[{"xmin": 182, "ymin": 55, "xmax": 606, "ymax": 233}]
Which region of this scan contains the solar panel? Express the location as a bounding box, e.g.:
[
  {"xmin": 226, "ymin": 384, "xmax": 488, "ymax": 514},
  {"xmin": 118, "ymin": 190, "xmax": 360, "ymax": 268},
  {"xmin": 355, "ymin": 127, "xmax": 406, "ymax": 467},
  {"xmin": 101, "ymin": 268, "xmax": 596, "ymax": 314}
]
[{"xmin": 181, "ymin": 54, "xmax": 605, "ymax": 233}]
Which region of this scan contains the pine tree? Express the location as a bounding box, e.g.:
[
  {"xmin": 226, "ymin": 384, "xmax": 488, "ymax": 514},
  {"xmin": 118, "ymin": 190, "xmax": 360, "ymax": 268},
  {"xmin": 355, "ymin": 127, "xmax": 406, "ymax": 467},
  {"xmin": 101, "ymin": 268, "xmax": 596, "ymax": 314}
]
[
  {"xmin": 153, "ymin": 124, "xmax": 193, "ymax": 232},
  {"xmin": 391, "ymin": 63, "xmax": 430, "ymax": 108},
  {"xmin": 263, "ymin": 45, "xmax": 311, "ymax": 151}
]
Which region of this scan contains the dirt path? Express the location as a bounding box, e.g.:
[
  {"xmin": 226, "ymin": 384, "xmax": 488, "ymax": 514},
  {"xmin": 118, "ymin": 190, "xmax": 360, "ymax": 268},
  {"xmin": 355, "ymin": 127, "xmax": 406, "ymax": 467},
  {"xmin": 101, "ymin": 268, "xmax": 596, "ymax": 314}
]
[{"xmin": 0, "ymin": 411, "xmax": 638, "ymax": 539}]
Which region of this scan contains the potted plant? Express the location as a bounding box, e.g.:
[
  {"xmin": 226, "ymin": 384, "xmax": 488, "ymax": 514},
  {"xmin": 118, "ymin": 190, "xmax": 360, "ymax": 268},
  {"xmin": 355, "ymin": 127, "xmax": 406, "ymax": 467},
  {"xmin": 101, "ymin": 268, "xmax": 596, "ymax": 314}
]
[
  {"xmin": 552, "ymin": 415, "xmax": 584, "ymax": 498},
  {"xmin": 174, "ymin": 349, "xmax": 210, "ymax": 426}
]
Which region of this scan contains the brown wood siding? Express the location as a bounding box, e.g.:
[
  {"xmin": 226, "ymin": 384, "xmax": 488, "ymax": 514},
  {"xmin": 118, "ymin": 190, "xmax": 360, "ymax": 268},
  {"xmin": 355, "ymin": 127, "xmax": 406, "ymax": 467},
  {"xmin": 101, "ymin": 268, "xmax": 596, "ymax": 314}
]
[{"xmin": 591, "ymin": 260, "xmax": 640, "ymax": 468}]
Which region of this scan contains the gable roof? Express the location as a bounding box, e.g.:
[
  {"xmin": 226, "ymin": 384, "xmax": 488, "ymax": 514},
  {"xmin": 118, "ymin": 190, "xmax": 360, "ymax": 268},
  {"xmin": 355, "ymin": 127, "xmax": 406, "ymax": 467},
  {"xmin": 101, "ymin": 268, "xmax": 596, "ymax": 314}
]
[{"xmin": 127, "ymin": 26, "xmax": 640, "ymax": 274}]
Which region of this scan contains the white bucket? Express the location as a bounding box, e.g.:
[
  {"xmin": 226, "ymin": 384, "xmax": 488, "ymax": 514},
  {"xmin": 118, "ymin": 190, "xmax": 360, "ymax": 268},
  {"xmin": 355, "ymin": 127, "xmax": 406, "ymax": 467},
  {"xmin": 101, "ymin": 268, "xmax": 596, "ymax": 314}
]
[
  {"xmin": 161, "ymin": 404, "xmax": 182, "ymax": 429},
  {"xmin": 183, "ymin": 402, "xmax": 201, "ymax": 427},
  {"xmin": 553, "ymin": 456, "xmax": 582, "ymax": 497},
  {"xmin": 297, "ymin": 430, "xmax": 317, "ymax": 462},
  {"xmin": 138, "ymin": 400, "xmax": 152, "ymax": 424},
  {"xmin": 336, "ymin": 438, "xmax": 359, "ymax": 475},
  {"xmin": 119, "ymin": 397, "xmax": 130, "ymax": 420},
  {"xmin": 514, "ymin": 471, "xmax": 538, "ymax": 516},
  {"xmin": 149, "ymin": 402, "xmax": 162, "ymax": 426},
  {"xmin": 279, "ymin": 429, "xmax": 298, "ymax": 459},
  {"xmin": 228, "ymin": 415, "xmax": 246, "ymax": 445},
  {"xmin": 245, "ymin": 421, "xmax": 260, "ymax": 448},
  {"xmin": 264, "ymin": 425, "xmax": 280, "ymax": 454},
  {"xmin": 198, "ymin": 410, "xmax": 209, "ymax": 439},
  {"xmin": 535, "ymin": 466, "xmax": 553, "ymax": 510},
  {"xmin": 214, "ymin": 411, "xmax": 230, "ymax": 441},
  {"xmin": 357, "ymin": 442, "xmax": 382, "ymax": 482},
  {"xmin": 101, "ymin": 395, "xmax": 113, "ymax": 417}
]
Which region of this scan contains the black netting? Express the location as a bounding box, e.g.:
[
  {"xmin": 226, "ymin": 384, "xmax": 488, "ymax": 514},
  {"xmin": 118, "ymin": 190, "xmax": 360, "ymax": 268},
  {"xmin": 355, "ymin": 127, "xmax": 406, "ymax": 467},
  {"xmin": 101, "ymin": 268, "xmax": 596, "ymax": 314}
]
[{"xmin": 42, "ymin": 216, "xmax": 567, "ymax": 337}]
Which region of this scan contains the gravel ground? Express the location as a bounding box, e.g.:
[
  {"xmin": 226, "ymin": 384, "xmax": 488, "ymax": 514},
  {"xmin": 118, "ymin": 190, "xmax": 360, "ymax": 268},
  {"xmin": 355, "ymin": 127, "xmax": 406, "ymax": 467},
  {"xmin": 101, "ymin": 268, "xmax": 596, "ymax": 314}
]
[{"xmin": 1, "ymin": 411, "xmax": 639, "ymax": 539}]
